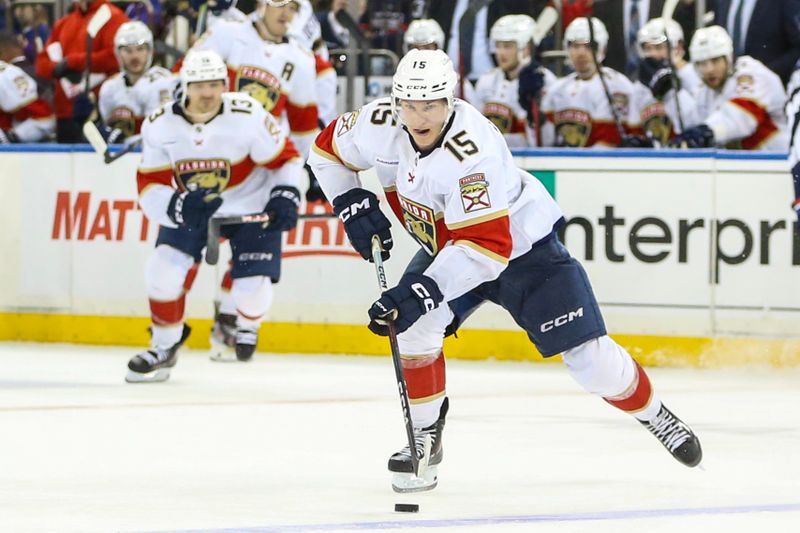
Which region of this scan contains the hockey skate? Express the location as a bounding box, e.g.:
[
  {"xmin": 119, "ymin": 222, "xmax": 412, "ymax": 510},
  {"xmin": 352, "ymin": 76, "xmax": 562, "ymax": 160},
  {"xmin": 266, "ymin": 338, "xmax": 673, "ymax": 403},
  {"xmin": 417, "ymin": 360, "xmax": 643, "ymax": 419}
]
[
  {"xmin": 209, "ymin": 312, "xmax": 237, "ymax": 362},
  {"xmin": 126, "ymin": 324, "xmax": 191, "ymax": 383},
  {"xmin": 641, "ymin": 404, "xmax": 703, "ymax": 467},
  {"xmin": 389, "ymin": 398, "xmax": 448, "ymax": 493},
  {"xmin": 234, "ymin": 327, "xmax": 258, "ymax": 362}
]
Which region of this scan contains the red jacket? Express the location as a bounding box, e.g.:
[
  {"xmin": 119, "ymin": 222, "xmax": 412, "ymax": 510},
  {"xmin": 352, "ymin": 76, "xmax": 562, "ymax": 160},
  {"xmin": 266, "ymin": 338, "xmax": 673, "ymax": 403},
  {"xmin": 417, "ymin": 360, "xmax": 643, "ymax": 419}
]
[{"xmin": 35, "ymin": 0, "xmax": 127, "ymax": 118}]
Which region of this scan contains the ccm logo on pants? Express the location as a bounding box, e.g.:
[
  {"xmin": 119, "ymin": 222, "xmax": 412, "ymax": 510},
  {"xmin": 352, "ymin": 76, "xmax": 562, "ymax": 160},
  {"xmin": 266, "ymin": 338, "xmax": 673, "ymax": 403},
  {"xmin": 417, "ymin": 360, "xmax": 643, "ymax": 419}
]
[{"xmin": 540, "ymin": 307, "xmax": 584, "ymax": 333}]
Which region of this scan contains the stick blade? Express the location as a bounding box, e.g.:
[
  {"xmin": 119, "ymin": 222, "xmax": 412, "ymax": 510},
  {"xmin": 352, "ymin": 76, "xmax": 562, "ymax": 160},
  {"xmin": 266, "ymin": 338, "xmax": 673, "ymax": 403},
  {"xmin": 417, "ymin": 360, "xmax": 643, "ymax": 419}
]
[
  {"xmin": 533, "ymin": 6, "xmax": 559, "ymax": 45},
  {"xmin": 82, "ymin": 121, "xmax": 108, "ymax": 156},
  {"xmin": 88, "ymin": 4, "xmax": 112, "ymax": 37},
  {"xmin": 205, "ymin": 219, "xmax": 221, "ymax": 265},
  {"xmin": 662, "ymin": 0, "xmax": 680, "ymax": 20}
]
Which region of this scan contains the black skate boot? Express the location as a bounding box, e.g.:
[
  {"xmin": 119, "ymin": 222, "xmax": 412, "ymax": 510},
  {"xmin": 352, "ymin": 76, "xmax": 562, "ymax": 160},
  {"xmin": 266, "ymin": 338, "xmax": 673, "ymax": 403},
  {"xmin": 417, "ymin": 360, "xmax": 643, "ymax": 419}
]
[
  {"xmin": 126, "ymin": 324, "xmax": 191, "ymax": 383},
  {"xmin": 234, "ymin": 327, "xmax": 258, "ymax": 362},
  {"xmin": 640, "ymin": 404, "xmax": 703, "ymax": 467},
  {"xmin": 209, "ymin": 312, "xmax": 237, "ymax": 362},
  {"xmin": 388, "ymin": 397, "xmax": 448, "ymax": 493}
]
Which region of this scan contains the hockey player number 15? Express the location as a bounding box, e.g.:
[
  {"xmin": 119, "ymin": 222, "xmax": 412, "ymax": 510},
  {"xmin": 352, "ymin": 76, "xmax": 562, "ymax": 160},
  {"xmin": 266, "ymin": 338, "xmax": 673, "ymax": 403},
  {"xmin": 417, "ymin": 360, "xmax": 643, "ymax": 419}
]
[{"xmin": 444, "ymin": 130, "xmax": 478, "ymax": 162}]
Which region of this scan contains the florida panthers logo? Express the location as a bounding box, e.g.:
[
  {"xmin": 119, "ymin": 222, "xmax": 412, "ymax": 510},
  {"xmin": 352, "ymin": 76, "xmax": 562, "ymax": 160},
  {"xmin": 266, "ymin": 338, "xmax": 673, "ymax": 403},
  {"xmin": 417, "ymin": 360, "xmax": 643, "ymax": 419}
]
[
  {"xmin": 236, "ymin": 65, "xmax": 282, "ymax": 112},
  {"xmin": 399, "ymin": 195, "xmax": 438, "ymax": 256},
  {"xmin": 554, "ymin": 109, "xmax": 592, "ymax": 147},
  {"xmin": 641, "ymin": 103, "xmax": 673, "ymax": 146},
  {"xmin": 175, "ymin": 159, "xmax": 231, "ymax": 193},
  {"xmin": 109, "ymin": 106, "xmax": 137, "ymax": 137},
  {"xmin": 483, "ymin": 102, "xmax": 514, "ymax": 133}
]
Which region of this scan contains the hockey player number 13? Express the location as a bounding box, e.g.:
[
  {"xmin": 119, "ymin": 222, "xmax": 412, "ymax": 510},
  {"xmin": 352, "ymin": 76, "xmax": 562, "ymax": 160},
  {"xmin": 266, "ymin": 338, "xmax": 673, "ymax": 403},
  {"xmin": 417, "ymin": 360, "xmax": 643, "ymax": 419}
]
[{"xmin": 444, "ymin": 130, "xmax": 478, "ymax": 162}]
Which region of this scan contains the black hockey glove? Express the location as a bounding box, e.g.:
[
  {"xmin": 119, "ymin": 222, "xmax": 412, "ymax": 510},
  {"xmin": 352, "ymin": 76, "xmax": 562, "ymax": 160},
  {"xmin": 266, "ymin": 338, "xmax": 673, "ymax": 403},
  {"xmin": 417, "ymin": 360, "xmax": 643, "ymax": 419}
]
[
  {"xmin": 619, "ymin": 134, "xmax": 654, "ymax": 148},
  {"xmin": 72, "ymin": 92, "xmax": 95, "ymax": 122},
  {"xmin": 167, "ymin": 189, "xmax": 223, "ymax": 229},
  {"xmin": 518, "ymin": 61, "xmax": 545, "ymax": 121},
  {"xmin": 264, "ymin": 185, "xmax": 301, "ymax": 232},
  {"xmin": 52, "ymin": 59, "xmax": 83, "ymax": 84},
  {"xmin": 304, "ymin": 163, "xmax": 327, "ymax": 203},
  {"xmin": 368, "ymin": 273, "xmax": 444, "ymax": 335},
  {"xmin": 332, "ymin": 188, "xmax": 393, "ymax": 261},
  {"xmin": 669, "ymin": 124, "xmax": 715, "ymax": 149},
  {"xmin": 638, "ymin": 57, "xmax": 678, "ymax": 100},
  {"xmin": 0, "ymin": 129, "xmax": 19, "ymax": 144}
]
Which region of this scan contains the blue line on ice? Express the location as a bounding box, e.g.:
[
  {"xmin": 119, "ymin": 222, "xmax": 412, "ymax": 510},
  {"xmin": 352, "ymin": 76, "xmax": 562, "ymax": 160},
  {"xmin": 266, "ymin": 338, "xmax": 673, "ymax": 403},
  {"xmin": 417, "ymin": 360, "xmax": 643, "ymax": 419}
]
[{"xmin": 147, "ymin": 502, "xmax": 800, "ymax": 532}]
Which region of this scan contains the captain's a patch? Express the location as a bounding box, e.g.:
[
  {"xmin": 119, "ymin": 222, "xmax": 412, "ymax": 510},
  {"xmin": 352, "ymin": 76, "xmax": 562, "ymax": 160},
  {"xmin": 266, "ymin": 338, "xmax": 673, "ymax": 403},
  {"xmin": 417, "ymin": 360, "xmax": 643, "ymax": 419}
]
[{"xmin": 459, "ymin": 173, "xmax": 491, "ymax": 213}]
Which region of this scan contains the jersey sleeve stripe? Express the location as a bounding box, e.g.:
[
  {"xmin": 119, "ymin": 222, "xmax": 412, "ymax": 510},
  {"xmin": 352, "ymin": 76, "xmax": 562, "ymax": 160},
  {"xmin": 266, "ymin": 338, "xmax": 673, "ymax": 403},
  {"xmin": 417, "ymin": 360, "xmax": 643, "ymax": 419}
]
[
  {"xmin": 449, "ymin": 214, "xmax": 512, "ymax": 262},
  {"xmin": 446, "ymin": 209, "xmax": 509, "ymax": 230},
  {"xmin": 137, "ymin": 169, "xmax": 173, "ymax": 194},
  {"xmin": 313, "ymin": 120, "xmax": 366, "ymax": 171},
  {"xmin": 258, "ymin": 137, "xmax": 302, "ymax": 170},
  {"xmin": 287, "ymin": 102, "xmax": 320, "ymax": 134}
]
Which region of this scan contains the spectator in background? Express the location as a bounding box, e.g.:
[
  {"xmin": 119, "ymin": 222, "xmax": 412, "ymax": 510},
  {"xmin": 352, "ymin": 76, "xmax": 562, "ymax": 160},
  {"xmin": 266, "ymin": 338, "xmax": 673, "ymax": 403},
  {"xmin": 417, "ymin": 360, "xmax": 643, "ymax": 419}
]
[
  {"xmin": 12, "ymin": 1, "xmax": 51, "ymax": 64},
  {"xmin": 124, "ymin": 0, "xmax": 161, "ymax": 29},
  {"xmin": 35, "ymin": 0, "xmax": 127, "ymax": 143},
  {"xmin": 591, "ymin": 0, "xmax": 696, "ymax": 79},
  {"xmin": 429, "ymin": 0, "xmax": 549, "ymax": 84},
  {"xmin": 669, "ymin": 25, "xmax": 788, "ymax": 151},
  {"xmin": 712, "ymin": 0, "xmax": 800, "ymax": 85},
  {"xmin": 0, "ymin": 31, "xmax": 55, "ymax": 143},
  {"xmin": 316, "ymin": 0, "xmax": 353, "ymax": 50},
  {"xmin": 560, "ymin": 0, "xmax": 592, "ymax": 29}
]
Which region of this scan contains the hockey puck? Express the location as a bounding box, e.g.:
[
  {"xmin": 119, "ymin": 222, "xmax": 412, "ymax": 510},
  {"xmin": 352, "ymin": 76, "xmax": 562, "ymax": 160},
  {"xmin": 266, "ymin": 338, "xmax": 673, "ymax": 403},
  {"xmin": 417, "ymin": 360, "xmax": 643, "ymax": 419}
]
[{"xmin": 394, "ymin": 503, "xmax": 419, "ymax": 513}]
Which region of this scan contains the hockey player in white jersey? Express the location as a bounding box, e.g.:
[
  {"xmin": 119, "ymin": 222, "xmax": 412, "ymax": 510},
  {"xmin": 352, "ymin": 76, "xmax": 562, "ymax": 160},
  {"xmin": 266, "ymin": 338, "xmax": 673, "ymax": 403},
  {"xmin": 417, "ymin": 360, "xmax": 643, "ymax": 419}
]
[
  {"xmin": 541, "ymin": 17, "xmax": 638, "ymax": 147},
  {"xmin": 191, "ymin": 0, "xmax": 320, "ymax": 159},
  {"xmin": 127, "ymin": 50, "xmax": 303, "ymax": 382},
  {"xmin": 97, "ymin": 22, "xmax": 176, "ymax": 141},
  {"xmin": 670, "ymin": 26, "xmax": 788, "ymax": 151},
  {"xmin": 631, "ymin": 17, "xmax": 700, "ymax": 146},
  {"xmin": 473, "ymin": 14, "xmax": 556, "ymax": 148},
  {"xmin": 309, "ymin": 49, "xmax": 703, "ymax": 492},
  {"xmin": 0, "ymin": 59, "xmax": 54, "ymax": 143},
  {"xmin": 788, "ymin": 66, "xmax": 800, "ymax": 218}
]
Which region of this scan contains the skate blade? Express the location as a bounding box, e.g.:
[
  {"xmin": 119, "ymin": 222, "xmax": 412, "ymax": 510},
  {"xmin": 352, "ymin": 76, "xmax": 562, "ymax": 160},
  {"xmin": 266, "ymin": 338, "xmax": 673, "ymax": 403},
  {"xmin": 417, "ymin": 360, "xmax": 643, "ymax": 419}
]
[
  {"xmin": 209, "ymin": 337, "xmax": 237, "ymax": 362},
  {"xmin": 392, "ymin": 466, "xmax": 438, "ymax": 493},
  {"xmin": 125, "ymin": 368, "xmax": 171, "ymax": 383}
]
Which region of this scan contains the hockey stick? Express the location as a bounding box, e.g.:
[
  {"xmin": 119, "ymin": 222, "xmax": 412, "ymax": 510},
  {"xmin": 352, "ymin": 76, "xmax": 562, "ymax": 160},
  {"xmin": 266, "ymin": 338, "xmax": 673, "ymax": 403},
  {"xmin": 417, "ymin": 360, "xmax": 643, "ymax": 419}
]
[
  {"xmin": 370, "ymin": 235, "xmax": 431, "ymax": 479},
  {"xmin": 529, "ymin": 7, "xmax": 559, "ymax": 146},
  {"xmin": 194, "ymin": 2, "xmax": 209, "ymax": 39},
  {"xmin": 661, "ymin": 0, "xmax": 686, "ymax": 135},
  {"xmin": 82, "ymin": 120, "xmax": 142, "ymax": 163},
  {"xmin": 204, "ymin": 212, "xmax": 335, "ymax": 265},
  {"xmin": 84, "ymin": 4, "xmax": 112, "ymax": 95},
  {"xmin": 587, "ymin": 17, "xmax": 626, "ymax": 140}
]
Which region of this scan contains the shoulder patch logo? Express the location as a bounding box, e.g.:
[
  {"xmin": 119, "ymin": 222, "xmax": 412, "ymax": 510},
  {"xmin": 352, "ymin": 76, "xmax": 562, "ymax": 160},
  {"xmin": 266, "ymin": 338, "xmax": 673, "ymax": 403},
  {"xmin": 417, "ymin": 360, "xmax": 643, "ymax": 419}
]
[
  {"xmin": 336, "ymin": 109, "xmax": 360, "ymax": 137},
  {"xmin": 459, "ymin": 173, "xmax": 491, "ymax": 213}
]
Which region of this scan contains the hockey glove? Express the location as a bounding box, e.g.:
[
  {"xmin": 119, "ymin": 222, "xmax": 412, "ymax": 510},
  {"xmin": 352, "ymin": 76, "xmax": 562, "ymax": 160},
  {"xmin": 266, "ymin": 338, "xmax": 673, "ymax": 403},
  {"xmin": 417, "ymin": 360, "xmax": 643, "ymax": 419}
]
[
  {"xmin": 638, "ymin": 57, "xmax": 677, "ymax": 100},
  {"xmin": 167, "ymin": 189, "xmax": 223, "ymax": 229},
  {"xmin": 0, "ymin": 129, "xmax": 19, "ymax": 144},
  {"xmin": 332, "ymin": 188, "xmax": 393, "ymax": 261},
  {"xmin": 619, "ymin": 134, "xmax": 653, "ymax": 148},
  {"xmin": 368, "ymin": 273, "xmax": 444, "ymax": 335},
  {"xmin": 52, "ymin": 59, "xmax": 83, "ymax": 84},
  {"xmin": 304, "ymin": 164, "xmax": 327, "ymax": 203},
  {"xmin": 264, "ymin": 185, "xmax": 301, "ymax": 232},
  {"xmin": 669, "ymin": 124, "xmax": 715, "ymax": 149},
  {"xmin": 518, "ymin": 61, "xmax": 545, "ymax": 120}
]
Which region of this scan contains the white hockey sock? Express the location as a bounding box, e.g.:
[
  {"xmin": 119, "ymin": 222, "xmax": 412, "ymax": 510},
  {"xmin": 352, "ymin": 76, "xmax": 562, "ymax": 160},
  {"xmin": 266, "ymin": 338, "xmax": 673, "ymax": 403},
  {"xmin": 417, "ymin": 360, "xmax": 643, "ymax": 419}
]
[
  {"xmin": 152, "ymin": 324, "xmax": 184, "ymax": 349},
  {"xmin": 411, "ymin": 395, "xmax": 445, "ymax": 430},
  {"xmin": 218, "ymin": 287, "xmax": 236, "ymax": 316},
  {"xmin": 231, "ymin": 275, "xmax": 273, "ymax": 330}
]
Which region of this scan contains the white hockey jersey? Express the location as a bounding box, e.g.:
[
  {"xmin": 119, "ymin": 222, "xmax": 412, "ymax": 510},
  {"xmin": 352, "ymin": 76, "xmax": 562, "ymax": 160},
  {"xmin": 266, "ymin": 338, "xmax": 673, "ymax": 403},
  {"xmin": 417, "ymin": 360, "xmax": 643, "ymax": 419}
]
[
  {"xmin": 677, "ymin": 63, "xmax": 701, "ymax": 95},
  {"xmin": 98, "ymin": 66, "xmax": 177, "ymax": 135},
  {"xmin": 0, "ymin": 60, "xmax": 54, "ymax": 142},
  {"xmin": 632, "ymin": 81, "xmax": 700, "ymax": 145},
  {"xmin": 308, "ymin": 97, "xmax": 564, "ymax": 302},
  {"xmin": 137, "ymin": 93, "xmax": 302, "ymax": 227},
  {"xmin": 694, "ymin": 56, "xmax": 788, "ymax": 151},
  {"xmin": 473, "ymin": 66, "xmax": 558, "ymax": 148},
  {"xmin": 541, "ymin": 67, "xmax": 637, "ymax": 147},
  {"xmin": 193, "ymin": 19, "xmax": 320, "ymax": 158},
  {"xmin": 206, "ymin": 6, "xmax": 249, "ymax": 29}
]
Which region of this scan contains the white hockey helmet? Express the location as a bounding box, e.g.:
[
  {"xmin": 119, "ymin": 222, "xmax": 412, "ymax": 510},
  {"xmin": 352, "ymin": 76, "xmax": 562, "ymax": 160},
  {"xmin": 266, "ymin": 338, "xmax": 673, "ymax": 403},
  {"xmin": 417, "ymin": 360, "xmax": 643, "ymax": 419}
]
[
  {"xmin": 261, "ymin": 0, "xmax": 299, "ymax": 7},
  {"xmin": 637, "ymin": 17, "xmax": 684, "ymax": 57},
  {"xmin": 564, "ymin": 17, "xmax": 609, "ymax": 62},
  {"xmin": 690, "ymin": 25, "xmax": 733, "ymax": 64},
  {"xmin": 287, "ymin": 0, "xmax": 321, "ymax": 51},
  {"xmin": 392, "ymin": 49, "xmax": 458, "ymax": 125},
  {"xmin": 114, "ymin": 21, "xmax": 154, "ymax": 72},
  {"xmin": 490, "ymin": 14, "xmax": 537, "ymax": 54},
  {"xmin": 179, "ymin": 50, "xmax": 228, "ymax": 104},
  {"xmin": 403, "ymin": 19, "xmax": 445, "ymax": 53}
]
